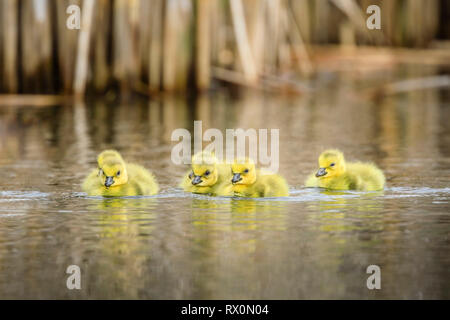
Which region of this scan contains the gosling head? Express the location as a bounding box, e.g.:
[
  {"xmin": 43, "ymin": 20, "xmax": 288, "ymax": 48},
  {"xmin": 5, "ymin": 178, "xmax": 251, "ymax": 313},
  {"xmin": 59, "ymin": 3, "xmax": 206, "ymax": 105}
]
[
  {"xmin": 315, "ymin": 149, "xmax": 346, "ymax": 179},
  {"xmin": 231, "ymin": 158, "xmax": 256, "ymax": 185},
  {"xmin": 97, "ymin": 150, "xmax": 128, "ymax": 188},
  {"xmin": 189, "ymin": 151, "xmax": 218, "ymax": 187}
]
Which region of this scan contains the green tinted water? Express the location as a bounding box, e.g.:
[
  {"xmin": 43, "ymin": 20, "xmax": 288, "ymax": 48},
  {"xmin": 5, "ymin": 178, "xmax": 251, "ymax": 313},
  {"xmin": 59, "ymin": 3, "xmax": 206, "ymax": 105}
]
[{"xmin": 0, "ymin": 81, "xmax": 448, "ymax": 298}]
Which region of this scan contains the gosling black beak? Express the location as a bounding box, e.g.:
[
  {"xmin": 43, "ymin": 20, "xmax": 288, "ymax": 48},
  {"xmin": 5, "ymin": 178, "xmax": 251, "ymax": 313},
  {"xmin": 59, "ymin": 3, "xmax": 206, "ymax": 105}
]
[
  {"xmin": 105, "ymin": 176, "xmax": 114, "ymax": 188},
  {"xmin": 232, "ymin": 173, "xmax": 242, "ymax": 184},
  {"xmin": 191, "ymin": 175, "xmax": 202, "ymax": 185},
  {"xmin": 315, "ymin": 167, "xmax": 327, "ymax": 177}
]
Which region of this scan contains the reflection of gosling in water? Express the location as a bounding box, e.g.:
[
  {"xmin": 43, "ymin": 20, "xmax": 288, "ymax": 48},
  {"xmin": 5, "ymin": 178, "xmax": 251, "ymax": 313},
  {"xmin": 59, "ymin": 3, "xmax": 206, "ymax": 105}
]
[
  {"xmin": 305, "ymin": 149, "xmax": 385, "ymax": 191},
  {"xmin": 82, "ymin": 150, "xmax": 159, "ymax": 196},
  {"xmin": 179, "ymin": 151, "xmax": 232, "ymax": 196},
  {"xmin": 231, "ymin": 158, "xmax": 289, "ymax": 197}
]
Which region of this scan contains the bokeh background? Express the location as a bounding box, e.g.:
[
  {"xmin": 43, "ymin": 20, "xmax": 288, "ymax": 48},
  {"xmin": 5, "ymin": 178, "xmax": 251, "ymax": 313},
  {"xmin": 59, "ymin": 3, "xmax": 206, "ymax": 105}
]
[{"xmin": 0, "ymin": 0, "xmax": 449, "ymax": 95}]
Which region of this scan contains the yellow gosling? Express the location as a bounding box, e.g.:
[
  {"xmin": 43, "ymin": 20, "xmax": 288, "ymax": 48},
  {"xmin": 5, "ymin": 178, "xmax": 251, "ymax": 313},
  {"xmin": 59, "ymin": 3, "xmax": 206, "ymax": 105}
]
[
  {"xmin": 231, "ymin": 158, "xmax": 289, "ymax": 197},
  {"xmin": 305, "ymin": 149, "xmax": 385, "ymax": 191},
  {"xmin": 82, "ymin": 150, "xmax": 159, "ymax": 196},
  {"xmin": 179, "ymin": 151, "xmax": 233, "ymax": 196}
]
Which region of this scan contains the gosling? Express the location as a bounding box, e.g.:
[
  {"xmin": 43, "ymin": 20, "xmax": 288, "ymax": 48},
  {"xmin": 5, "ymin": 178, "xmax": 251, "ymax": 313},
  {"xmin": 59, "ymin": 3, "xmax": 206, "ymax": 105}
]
[
  {"xmin": 179, "ymin": 151, "xmax": 233, "ymax": 196},
  {"xmin": 305, "ymin": 149, "xmax": 385, "ymax": 191},
  {"xmin": 82, "ymin": 150, "xmax": 159, "ymax": 196},
  {"xmin": 231, "ymin": 158, "xmax": 289, "ymax": 197}
]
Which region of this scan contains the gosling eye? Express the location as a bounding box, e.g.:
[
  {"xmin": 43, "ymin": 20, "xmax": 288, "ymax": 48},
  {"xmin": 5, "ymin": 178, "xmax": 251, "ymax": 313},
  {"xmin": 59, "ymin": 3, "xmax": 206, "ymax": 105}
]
[
  {"xmin": 244, "ymin": 169, "xmax": 249, "ymax": 173},
  {"xmin": 116, "ymin": 170, "xmax": 121, "ymax": 176},
  {"xmin": 189, "ymin": 171, "xmax": 194, "ymax": 179},
  {"xmin": 204, "ymin": 170, "xmax": 210, "ymax": 176},
  {"xmin": 98, "ymin": 169, "xmax": 104, "ymax": 176},
  {"xmin": 330, "ymin": 163, "xmax": 335, "ymax": 167}
]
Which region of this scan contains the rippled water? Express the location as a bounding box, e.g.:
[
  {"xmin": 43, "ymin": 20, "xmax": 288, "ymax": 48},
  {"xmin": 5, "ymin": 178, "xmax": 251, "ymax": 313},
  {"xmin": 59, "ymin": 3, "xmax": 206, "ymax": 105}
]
[{"xmin": 0, "ymin": 72, "xmax": 449, "ymax": 299}]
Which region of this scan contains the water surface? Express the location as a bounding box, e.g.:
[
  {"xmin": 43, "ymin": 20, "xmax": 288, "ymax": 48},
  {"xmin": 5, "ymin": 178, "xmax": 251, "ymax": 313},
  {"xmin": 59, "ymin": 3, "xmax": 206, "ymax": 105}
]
[{"xmin": 0, "ymin": 71, "xmax": 449, "ymax": 299}]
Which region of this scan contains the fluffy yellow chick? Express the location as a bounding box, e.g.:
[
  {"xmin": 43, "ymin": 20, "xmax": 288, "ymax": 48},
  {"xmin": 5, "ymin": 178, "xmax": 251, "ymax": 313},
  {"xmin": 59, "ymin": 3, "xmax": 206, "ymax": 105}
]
[
  {"xmin": 231, "ymin": 158, "xmax": 289, "ymax": 197},
  {"xmin": 305, "ymin": 149, "xmax": 385, "ymax": 191},
  {"xmin": 82, "ymin": 150, "xmax": 159, "ymax": 196},
  {"xmin": 179, "ymin": 151, "xmax": 233, "ymax": 196}
]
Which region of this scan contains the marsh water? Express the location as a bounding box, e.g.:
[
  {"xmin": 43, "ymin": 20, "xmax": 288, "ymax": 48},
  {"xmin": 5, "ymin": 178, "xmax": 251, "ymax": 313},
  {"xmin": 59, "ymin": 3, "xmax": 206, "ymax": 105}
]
[{"xmin": 0, "ymin": 70, "xmax": 449, "ymax": 299}]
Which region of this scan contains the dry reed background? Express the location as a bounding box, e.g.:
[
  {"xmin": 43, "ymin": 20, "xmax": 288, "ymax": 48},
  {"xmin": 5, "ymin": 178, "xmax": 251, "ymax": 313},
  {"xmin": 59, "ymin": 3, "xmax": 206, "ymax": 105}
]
[{"xmin": 0, "ymin": 0, "xmax": 448, "ymax": 96}]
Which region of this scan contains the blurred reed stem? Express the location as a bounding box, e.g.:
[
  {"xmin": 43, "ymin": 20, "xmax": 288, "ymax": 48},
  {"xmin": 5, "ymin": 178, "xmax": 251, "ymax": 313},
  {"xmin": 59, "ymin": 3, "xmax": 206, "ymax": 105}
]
[
  {"xmin": 148, "ymin": 0, "xmax": 164, "ymax": 92},
  {"xmin": 195, "ymin": 0, "xmax": 211, "ymax": 90},
  {"xmin": 0, "ymin": 0, "xmax": 19, "ymax": 92},
  {"xmin": 74, "ymin": 0, "xmax": 95, "ymax": 97}
]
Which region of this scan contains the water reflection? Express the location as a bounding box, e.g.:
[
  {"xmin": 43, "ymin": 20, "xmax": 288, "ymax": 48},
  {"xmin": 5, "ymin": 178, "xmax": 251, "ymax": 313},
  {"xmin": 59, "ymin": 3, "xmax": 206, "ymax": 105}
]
[
  {"xmin": 301, "ymin": 191, "xmax": 385, "ymax": 247},
  {"xmin": 0, "ymin": 70, "xmax": 449, "ymax": 298}
]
